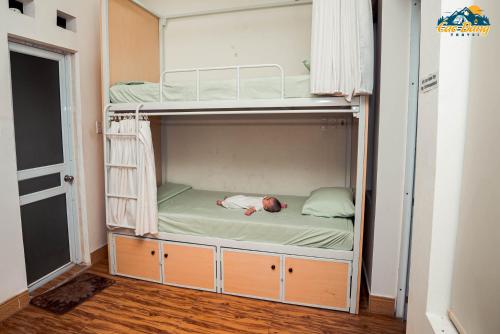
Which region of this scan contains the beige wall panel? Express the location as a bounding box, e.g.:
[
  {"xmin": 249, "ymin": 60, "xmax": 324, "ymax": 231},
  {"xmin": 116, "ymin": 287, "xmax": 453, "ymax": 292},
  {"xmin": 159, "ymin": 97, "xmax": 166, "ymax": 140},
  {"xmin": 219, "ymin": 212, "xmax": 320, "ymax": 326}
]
[{"xmin": 109, "ymin": 0, "xmax": 160, "ymax": 84}]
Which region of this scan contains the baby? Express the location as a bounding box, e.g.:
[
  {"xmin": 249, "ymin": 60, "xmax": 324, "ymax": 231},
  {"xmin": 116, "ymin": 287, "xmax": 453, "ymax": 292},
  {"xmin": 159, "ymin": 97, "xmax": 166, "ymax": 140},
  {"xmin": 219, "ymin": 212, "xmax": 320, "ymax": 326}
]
[{"xmin": 216, "ymin": 195, "xmax": 286, "ymax": 216}]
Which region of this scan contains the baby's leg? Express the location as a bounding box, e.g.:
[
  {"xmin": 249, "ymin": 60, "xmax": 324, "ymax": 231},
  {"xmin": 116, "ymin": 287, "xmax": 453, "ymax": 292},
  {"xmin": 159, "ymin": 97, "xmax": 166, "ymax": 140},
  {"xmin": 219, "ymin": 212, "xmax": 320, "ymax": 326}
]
[{"xmin": 218, "ymin": 195, "xmax": 244, "ymax": 209}]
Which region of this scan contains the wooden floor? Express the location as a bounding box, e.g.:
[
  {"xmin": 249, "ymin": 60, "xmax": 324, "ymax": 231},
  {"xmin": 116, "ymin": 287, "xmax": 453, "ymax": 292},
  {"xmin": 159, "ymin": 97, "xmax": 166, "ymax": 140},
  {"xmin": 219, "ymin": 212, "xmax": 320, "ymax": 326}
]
[{"xmin": 0, "ymin": 260, "xmax": 406, "ymax": 334}]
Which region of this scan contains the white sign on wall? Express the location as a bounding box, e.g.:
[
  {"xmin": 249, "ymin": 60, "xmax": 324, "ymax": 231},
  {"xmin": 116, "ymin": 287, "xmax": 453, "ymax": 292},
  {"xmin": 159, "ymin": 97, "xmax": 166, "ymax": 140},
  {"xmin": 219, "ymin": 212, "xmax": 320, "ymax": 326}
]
[{"xmin": 420, "ymin": 72, "xmax": 439, "ymax": 93}]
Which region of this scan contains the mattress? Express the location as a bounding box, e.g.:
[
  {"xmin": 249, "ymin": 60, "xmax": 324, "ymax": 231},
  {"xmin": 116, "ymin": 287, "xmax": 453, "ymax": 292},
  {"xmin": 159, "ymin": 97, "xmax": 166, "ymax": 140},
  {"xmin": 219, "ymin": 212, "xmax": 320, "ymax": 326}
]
[
  {"xmin": 110, "ymin": 75, "xmax": 312, "ymax": 103},
  {"xmin": 157, "ymin": 187, "xmax": 354, "ymax": 251}
]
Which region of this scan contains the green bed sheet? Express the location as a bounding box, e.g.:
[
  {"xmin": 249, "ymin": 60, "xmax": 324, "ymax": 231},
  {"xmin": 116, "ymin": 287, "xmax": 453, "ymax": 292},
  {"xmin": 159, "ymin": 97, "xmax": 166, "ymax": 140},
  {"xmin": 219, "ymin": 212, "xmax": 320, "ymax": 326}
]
[
  {"xmin": 157, "ymin": 188, "xmax": 353, "ymax": 251},
  {"xmin": 110, "ymin": 75, "xmax": 312, "ymax": 103}
]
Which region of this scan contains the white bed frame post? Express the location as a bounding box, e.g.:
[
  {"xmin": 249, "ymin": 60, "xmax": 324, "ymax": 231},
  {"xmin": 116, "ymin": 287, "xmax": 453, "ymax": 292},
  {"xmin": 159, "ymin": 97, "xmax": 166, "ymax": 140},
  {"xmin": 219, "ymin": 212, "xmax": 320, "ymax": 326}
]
[
  {"xmin": 350, "ymin": 96, "xmax": 368, "ymax": 313},
  {"xmin": 159, "ymin": 17, "xmax": 167, "ymax": 75}
]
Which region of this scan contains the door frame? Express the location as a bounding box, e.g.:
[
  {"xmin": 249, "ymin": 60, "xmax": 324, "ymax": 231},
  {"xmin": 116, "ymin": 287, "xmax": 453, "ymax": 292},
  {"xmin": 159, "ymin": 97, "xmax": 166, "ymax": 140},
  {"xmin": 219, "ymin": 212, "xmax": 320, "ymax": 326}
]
[
  {"xmin": 8, "ymin": 42, "xmax": 83, "ymax": 290},
  {"xmin": 395, "ymin": 0, "xmax": 421, "ymax": 318}
]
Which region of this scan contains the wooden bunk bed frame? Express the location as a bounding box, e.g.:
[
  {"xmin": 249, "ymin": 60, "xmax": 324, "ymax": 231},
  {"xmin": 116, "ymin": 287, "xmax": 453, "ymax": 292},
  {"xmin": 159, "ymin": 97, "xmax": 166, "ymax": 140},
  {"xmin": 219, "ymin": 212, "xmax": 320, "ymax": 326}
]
[{"xmin": 101, "ymin": 0, "xmax": 369, "ymax": 314}]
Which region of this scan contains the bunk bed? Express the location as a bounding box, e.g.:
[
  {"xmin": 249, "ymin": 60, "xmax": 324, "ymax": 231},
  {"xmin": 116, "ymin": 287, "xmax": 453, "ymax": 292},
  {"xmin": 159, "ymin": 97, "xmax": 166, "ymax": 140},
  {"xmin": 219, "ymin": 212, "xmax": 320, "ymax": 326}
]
[{"xmin": 101, "ymin": 0, "xmax": 370, "ymax": 314}]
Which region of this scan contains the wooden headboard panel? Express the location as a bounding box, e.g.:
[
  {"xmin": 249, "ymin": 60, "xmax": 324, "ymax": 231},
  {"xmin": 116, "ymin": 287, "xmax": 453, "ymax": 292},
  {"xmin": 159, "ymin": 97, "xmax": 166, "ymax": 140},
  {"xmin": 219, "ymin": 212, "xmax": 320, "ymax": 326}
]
[
  {"xmin": 108, "ymin": 0, "xmax": 160, "ymax": 85},
  {"xmin": 108, "ymin": 0, "xmax": 162, "ymax": 184}
]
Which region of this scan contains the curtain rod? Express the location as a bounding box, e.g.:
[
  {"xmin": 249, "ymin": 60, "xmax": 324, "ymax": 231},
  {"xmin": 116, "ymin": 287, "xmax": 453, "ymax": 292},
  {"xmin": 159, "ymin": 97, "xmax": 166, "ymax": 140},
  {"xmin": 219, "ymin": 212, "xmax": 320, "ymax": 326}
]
[{"xmin": 162, "ymin": 0, "xmax": 313, "ymax": 20}]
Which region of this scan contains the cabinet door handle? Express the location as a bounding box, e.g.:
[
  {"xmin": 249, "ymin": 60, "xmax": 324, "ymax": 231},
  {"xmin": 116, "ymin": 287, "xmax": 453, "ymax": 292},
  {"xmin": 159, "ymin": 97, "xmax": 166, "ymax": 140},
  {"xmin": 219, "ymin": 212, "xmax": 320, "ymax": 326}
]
[
  {"xmin": 271, "ymin": 264, "xmax": 276, "ymax": 270},
  {"xmin": 164, "ymin": 253, "xmax": 168, "ymax": 258},
  {"xmin": 288, "ymin": 267, "xmax": 293, "ymax": 273},
  {"xmin": 151, "ymin": 250, "xmax": 155, "ymax": 256}
]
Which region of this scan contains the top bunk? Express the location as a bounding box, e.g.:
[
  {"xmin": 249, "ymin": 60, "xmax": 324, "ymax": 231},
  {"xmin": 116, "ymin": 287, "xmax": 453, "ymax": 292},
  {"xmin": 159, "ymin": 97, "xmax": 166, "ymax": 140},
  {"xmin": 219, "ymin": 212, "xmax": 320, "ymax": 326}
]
[
  {"xmin": 107, "ymin": 64, "xmax": 362, "ymax": 113},
  {"xmin": 101, "ymin": 0, "xmax": 372, "ymax": 114}
]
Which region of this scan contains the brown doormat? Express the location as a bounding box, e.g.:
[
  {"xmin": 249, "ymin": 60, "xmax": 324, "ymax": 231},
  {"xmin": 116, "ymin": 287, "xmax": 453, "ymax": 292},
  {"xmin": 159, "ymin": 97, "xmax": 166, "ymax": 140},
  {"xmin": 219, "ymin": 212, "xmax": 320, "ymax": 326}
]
[{"xmin": 30, "ymin": 273, "xmax": 115, "ymax": 314}]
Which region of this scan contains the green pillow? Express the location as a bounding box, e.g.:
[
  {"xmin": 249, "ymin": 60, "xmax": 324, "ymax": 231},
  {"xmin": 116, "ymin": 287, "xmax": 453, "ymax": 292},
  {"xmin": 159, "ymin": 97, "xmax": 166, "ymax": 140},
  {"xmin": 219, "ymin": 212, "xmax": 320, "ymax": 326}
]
[
  {"xmin": 301, "ymin": 187, "xmax": 355, "ymax": 218},
  {"xmin": 302, "ymin": 60, "xmax": 310, "ymax": 72},
  {"xmin": 157, "ymin": 182, "xmax": 192, "ymax": 204}
]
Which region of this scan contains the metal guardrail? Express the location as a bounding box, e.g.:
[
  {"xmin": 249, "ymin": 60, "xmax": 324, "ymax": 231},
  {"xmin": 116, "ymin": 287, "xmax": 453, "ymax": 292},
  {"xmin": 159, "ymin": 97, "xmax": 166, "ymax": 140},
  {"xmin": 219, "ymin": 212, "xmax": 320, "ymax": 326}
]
[{"xmin": 159, "ymin": 64, "xmax": 285, "ymax": 103}]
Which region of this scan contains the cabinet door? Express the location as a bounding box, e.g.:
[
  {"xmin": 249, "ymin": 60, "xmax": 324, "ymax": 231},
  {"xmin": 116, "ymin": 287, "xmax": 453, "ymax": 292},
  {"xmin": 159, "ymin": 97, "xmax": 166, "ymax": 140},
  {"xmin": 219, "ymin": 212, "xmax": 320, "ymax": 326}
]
[
  {"xmin": 162, "ymin": 242, "xmax": 216, "ymax": 291},
  {"xmin": 222, "ymin": 249, "xmax": 280, "ymax": 301},
  {"xmin": 284, "ymin": 256, "xmax": 350, "ymax": 309},
  {"xmin": 114, "ymin": 235, "xmax": 161, "ymax": 282}
]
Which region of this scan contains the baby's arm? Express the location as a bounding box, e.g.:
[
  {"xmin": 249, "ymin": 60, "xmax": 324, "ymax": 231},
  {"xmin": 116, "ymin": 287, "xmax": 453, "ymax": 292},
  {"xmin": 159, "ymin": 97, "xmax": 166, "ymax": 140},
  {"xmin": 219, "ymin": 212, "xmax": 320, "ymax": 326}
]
[
  {"xmin": 245, "ymin": 207, "xmax": 257, "ymax": 216},
  {"xmin": 215, "ymin": 196, "xmax": 233, "ymax": 209}
]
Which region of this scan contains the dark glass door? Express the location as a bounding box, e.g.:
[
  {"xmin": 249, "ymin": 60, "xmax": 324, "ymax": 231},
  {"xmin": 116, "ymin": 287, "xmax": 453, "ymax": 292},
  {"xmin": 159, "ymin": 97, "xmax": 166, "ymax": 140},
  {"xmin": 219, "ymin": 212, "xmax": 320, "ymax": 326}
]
[{"xmin": 9, "ymin": 45, "xmax": 74, "ymax": 286}]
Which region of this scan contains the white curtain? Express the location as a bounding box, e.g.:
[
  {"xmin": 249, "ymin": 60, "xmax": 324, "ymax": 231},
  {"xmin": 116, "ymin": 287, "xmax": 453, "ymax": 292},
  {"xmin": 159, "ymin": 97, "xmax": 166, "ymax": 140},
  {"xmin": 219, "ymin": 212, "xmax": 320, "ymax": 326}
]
[
  {"xmin": 107, "ymin": 119, "xmax": 158, "ymax": 236},
  {"xmin": 310, "ymin": 0, "xmax": 374, "ymax": 101},
  {"xmin": 135, "ymin": 120, "xmax": 158, "ymax": 236}
]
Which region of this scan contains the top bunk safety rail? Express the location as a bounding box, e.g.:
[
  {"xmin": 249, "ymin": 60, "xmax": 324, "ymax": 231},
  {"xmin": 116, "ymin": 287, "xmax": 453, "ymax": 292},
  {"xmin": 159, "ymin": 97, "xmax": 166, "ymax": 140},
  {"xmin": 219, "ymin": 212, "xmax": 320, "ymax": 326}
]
[
  {"xmin": 108, "ymin": 62, "xmax": 362, "ymax": 113},
  {"xmin": 159, "ymin": 64, "xmax": 285, "ymax": 103}
]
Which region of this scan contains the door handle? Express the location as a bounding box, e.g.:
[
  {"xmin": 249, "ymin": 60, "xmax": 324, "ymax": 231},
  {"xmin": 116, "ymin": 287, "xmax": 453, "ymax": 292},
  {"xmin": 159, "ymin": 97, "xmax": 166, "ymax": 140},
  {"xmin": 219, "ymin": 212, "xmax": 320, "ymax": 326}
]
[{"xmin": 64, "ymin": 175, "xmax": 74, "ymax": 184}]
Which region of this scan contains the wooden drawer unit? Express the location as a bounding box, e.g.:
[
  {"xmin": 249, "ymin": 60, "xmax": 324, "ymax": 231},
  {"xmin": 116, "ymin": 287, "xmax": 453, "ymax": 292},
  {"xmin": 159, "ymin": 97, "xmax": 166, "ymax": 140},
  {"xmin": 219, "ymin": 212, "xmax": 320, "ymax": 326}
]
[
  {"xmin": 114, "ymin": 235, "xmax": 161, "ymax": 282},
  {"xmin": 222, "ymin": 249, "xmax": 281, "ymax": 301},
  {"xmin": 284, "ymin": 256, "xmax": 350, "ymax": 309},
  {"xmin": 162, "ymin": 242, "xmax": 216, "ymax": 291}
]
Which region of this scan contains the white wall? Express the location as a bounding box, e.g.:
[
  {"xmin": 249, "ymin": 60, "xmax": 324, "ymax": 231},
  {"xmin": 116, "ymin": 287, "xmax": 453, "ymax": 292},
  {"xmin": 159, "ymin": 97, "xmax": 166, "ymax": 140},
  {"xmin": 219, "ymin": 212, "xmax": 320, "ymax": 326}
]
[
  {"xmin": 407, "ymin": 0, "xmax": 479, "ymax": 332},
  {"xmin": 0, "ymin": 31, "xmax": 26, "ymax": 304},
  {"xmin": 164, "ymin": 117, "xmax": 352, "ymax": 195},
  {"xmin": 405, "ymin": 0, "xmax": 441, "ymax": 330},
  {"xmin": 448, "ymin": 0, "xmax": 500, "ymax": 332},
  {"xmin": 364, "ymin": 0, "xmax": 412, "ymax": 301},
  {"xmin": 142, "ymin": 0, "xmax": 311, "ymax": 75},
  {"xmin": 74, "ymin": 2, "xmax": 107, "ymax": 254},
  {"xmin": 0, "ymin": 0, "xmax": 104, "ymax": 304}
]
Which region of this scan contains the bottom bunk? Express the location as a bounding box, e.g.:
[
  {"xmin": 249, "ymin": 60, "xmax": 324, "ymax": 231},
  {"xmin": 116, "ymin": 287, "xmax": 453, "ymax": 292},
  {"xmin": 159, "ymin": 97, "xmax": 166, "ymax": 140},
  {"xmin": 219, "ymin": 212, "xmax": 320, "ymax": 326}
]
[
  {"xmin": 157, "ymin": 183, "xmax": 354, "ymax": 251},
  {"xmin": 107, "ymin": 183, "xmax": 355, "ymax": 312}
]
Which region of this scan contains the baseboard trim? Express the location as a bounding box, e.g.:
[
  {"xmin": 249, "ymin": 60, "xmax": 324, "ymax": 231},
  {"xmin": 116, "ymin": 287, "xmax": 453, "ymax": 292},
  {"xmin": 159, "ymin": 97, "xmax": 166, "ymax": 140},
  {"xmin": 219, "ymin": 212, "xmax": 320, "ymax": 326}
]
[
  {"xmin": 361, "ymin": 262, "xmax": 396, "ymax": 317},
  {"xmin": 0, "ymin": 290, "xmax": 29, "ymax": 322},
  {"xmin": 90, "ymin": 244, "xmax": 108, "ymax": 264},
  {"xmin": 448, "ymin": 309, "xmax": 467, "ymax": 334},
  {"xmin": 368, "ymin": 294, "xmax": 395, "ymax": 317}
]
